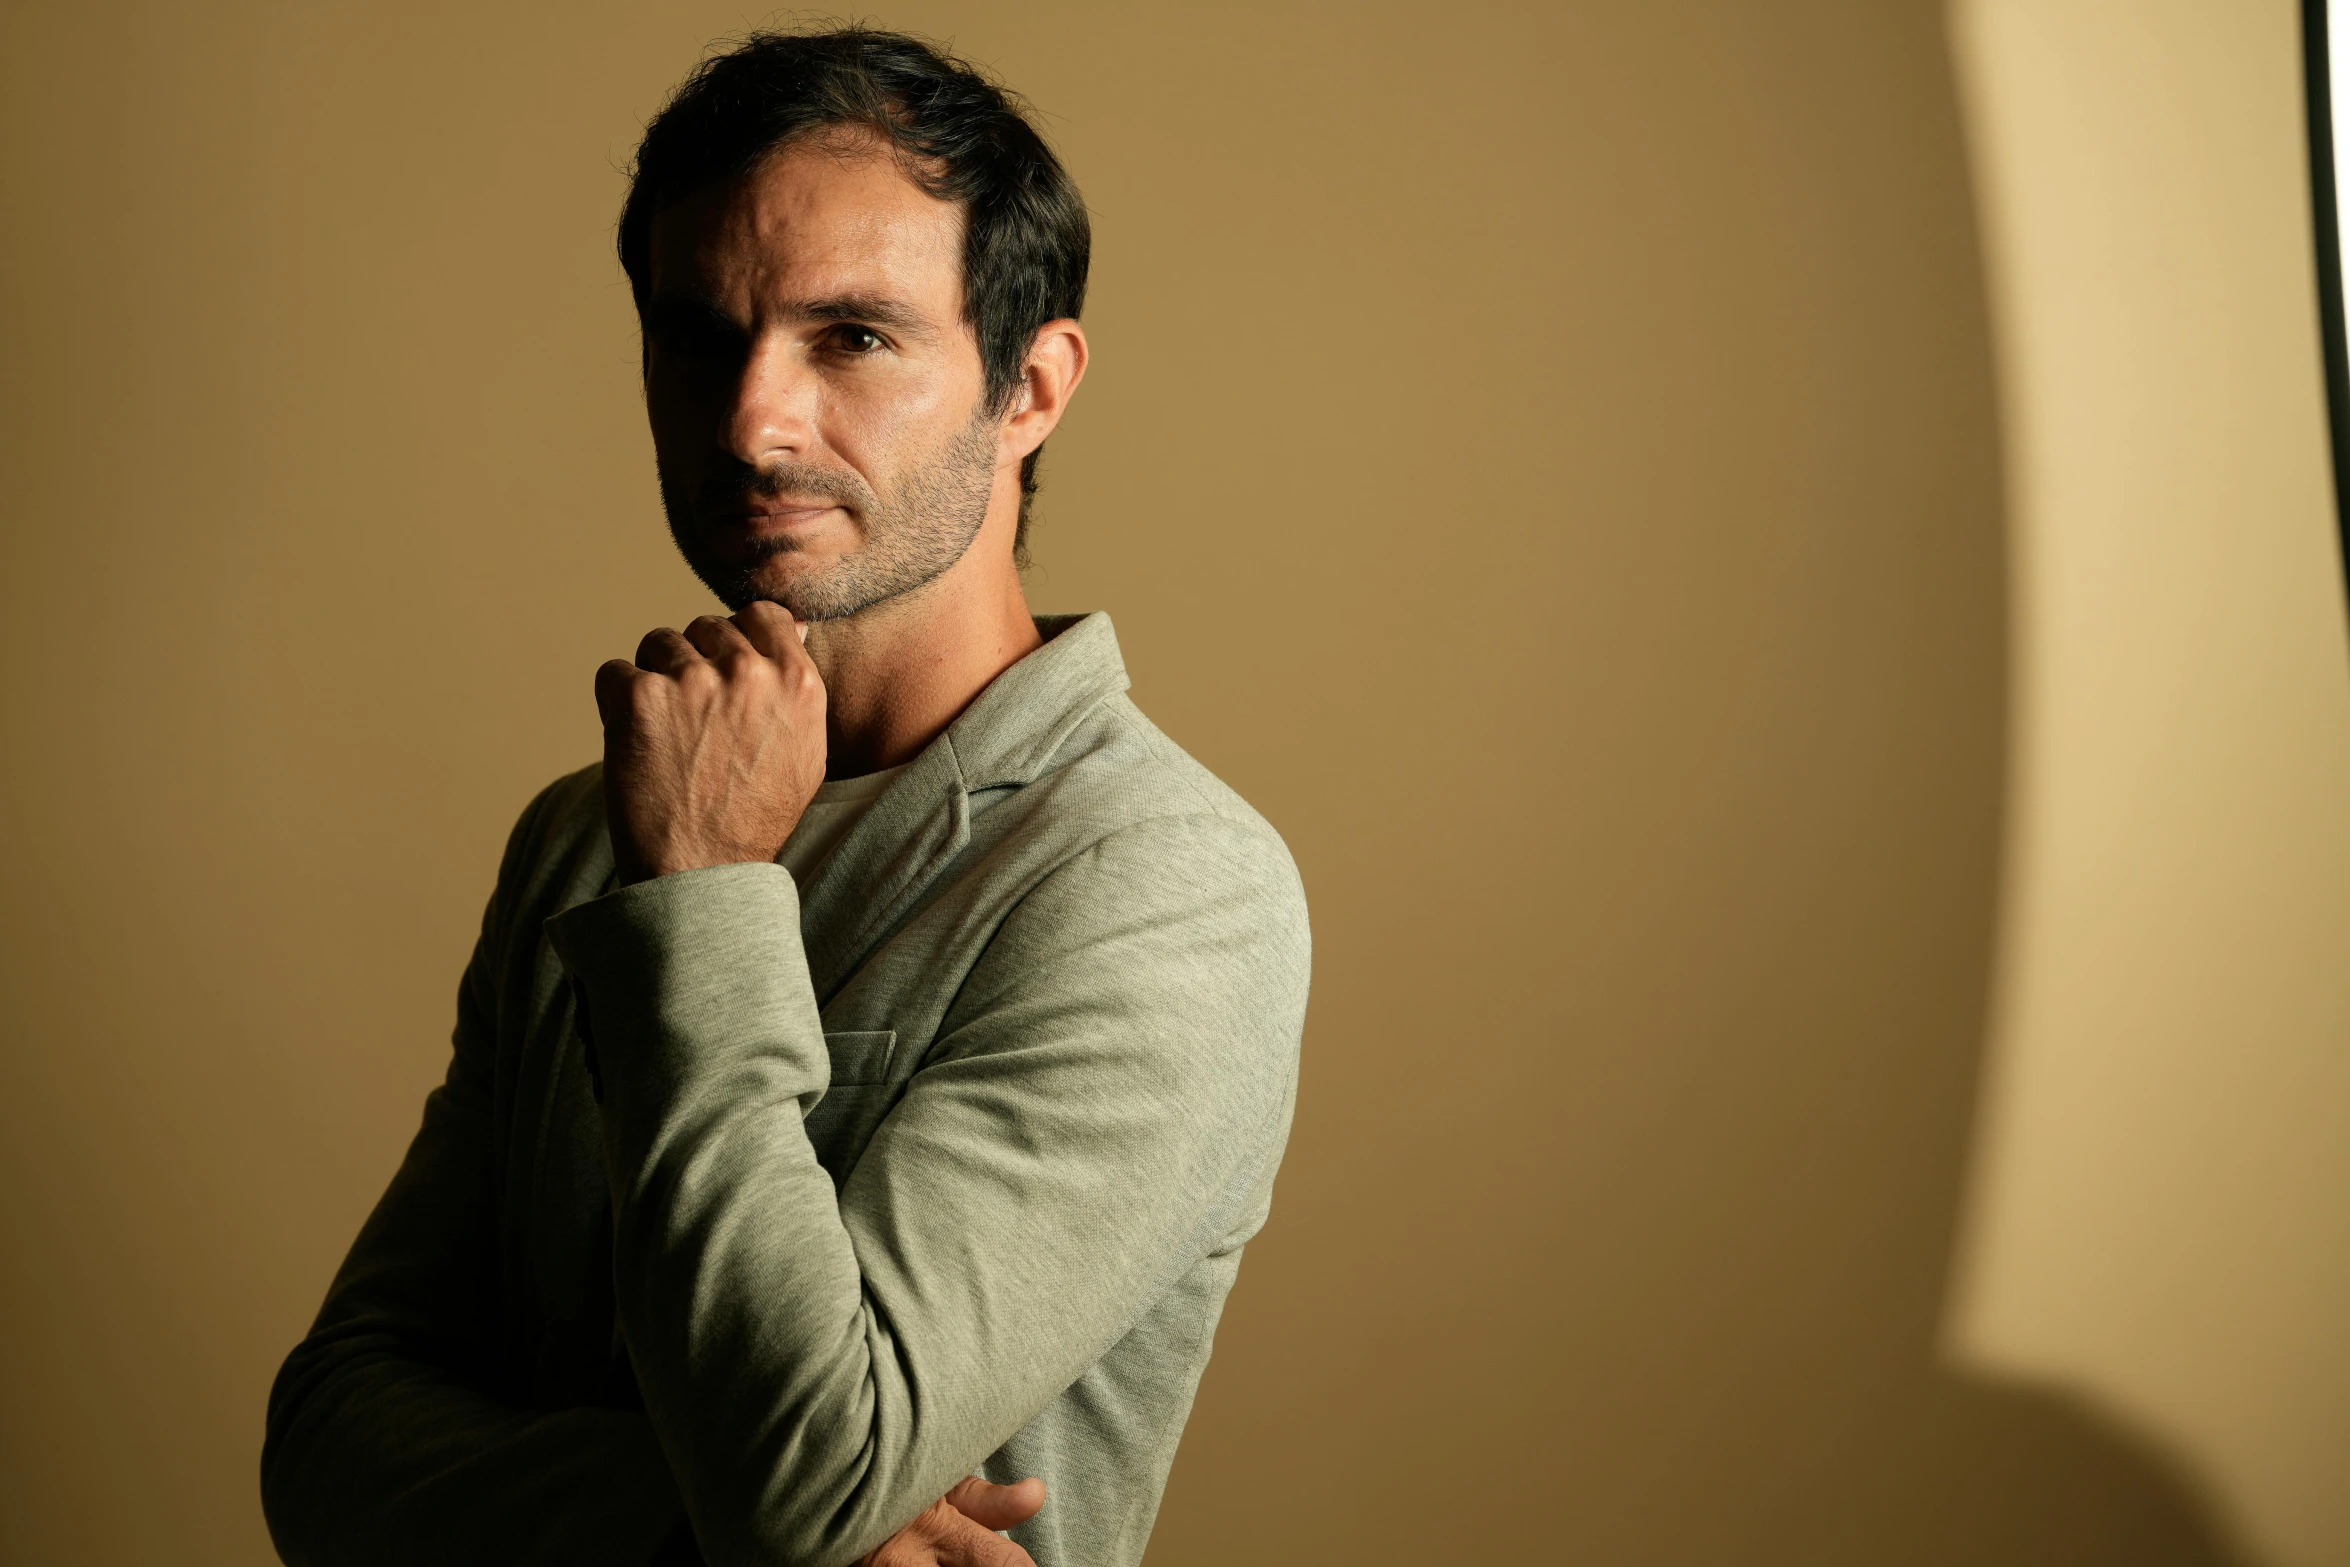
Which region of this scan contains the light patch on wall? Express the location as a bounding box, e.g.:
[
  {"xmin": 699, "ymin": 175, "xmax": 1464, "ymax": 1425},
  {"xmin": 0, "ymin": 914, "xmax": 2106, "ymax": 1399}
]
[
  {"xmin": 2334, "ymin": 1, "xmax": 2350, "ymax": 288},
  {"xmin": 1944, "ymin": 2, "xmax": 2350, "ymax": 1564}
]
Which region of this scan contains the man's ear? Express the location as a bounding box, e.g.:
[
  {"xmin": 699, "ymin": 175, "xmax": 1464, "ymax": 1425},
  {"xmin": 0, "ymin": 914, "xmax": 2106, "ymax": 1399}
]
[{"xmin": 1002, "ymin": 319, "xmax": 1088, "ymax": 462}]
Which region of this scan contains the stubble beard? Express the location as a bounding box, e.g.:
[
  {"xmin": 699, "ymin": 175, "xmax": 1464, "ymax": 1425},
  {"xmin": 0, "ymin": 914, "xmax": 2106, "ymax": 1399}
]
[{"xmin": 661, "ymin": 411, "xmax": 1001, "ymax": 621}]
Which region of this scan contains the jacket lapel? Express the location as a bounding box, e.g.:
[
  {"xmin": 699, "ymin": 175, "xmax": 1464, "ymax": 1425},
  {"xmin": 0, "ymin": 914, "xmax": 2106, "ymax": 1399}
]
[
  {"xmin": 797, "ymin": 742, "xmax": 970, "ymax": 1002},
  {"xmin": 794, "ymin": 611, "xmax": 1131, "ymax": 1003}
]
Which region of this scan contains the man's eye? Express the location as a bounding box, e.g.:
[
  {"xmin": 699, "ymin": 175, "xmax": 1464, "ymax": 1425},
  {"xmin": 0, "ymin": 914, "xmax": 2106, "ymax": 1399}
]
[
  {"xmin": 830, "ymin": 325, "xmax": 885, "ymax": 354},
  {"xmin": 650, "ymin": 319, "xmax": 741, "ymax": 360}
]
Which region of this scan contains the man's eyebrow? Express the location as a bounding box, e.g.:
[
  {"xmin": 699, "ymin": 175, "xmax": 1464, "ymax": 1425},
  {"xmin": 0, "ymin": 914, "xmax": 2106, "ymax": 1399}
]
[
  {"xmin": 789, "ymin": 294, "xmax": 935, "ymax": 335},
  {"xmin": 641, "ymin": 289, "xmax": 938, "ymax": 338},
  {"xmin": 643, "ymin": 292, "xmax": 742, "ymax": 331}
]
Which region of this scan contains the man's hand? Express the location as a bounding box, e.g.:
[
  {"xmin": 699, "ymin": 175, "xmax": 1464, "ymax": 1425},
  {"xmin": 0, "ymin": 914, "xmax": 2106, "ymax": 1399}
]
[
  {"xmin": 593, "ymin": 602, "xmax": 826, "ymax": 885},
  {"xmin": 860, "ymin": 1476, "xmax": 1047, "ymax": 1567}
]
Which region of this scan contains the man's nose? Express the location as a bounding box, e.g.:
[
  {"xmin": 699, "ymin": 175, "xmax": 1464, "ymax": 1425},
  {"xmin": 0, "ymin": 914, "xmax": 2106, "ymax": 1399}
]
[{"xmin": 723, "ymin": 333, "xmax": 818, "ymax": 465}]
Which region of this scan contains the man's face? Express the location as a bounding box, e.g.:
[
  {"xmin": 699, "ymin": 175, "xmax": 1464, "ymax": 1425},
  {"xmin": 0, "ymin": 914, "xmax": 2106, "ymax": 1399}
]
[{"xmin": 641, "ymin": 133, "xmax": 1000, "ymax": 619}]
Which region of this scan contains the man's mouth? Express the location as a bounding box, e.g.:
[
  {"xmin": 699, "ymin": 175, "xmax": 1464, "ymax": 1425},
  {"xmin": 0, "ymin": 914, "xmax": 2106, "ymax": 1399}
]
[
  {"xmin": 707, "ymin": 501, "xmax": 846, "ymax": 543},
  {"xmin": 738, "ymin": 502, "xmax": 837, "ymax": 522}
]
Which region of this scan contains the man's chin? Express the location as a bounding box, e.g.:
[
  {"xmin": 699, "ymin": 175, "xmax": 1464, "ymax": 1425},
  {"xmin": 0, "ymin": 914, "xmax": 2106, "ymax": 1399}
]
[{"xmin": 691, "ymin": 551, "xmax": 864, "ymax": 622}]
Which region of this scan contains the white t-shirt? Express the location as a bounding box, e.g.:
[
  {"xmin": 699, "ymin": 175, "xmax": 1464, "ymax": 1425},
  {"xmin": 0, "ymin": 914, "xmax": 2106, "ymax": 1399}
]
[{"xmin": 776, "ymin": 764, "xmax": 909, "ymax": 884}]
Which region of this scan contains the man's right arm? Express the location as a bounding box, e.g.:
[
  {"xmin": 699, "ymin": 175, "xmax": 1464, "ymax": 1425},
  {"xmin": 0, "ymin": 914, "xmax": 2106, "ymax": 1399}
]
[
  {"xmin": 261, "ymin": 783, "xmax": 697, "ymax": 1567},
  {"xmin": 260, "ymin": 782, "xmax": 1045, "ymax": 1567}
]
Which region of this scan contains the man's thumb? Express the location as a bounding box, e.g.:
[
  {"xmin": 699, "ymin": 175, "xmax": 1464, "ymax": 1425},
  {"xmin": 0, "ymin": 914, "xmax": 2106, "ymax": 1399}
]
[{"xmin": 944, "ymin": 1475, "xmax": 1046, "ymax": 1532}]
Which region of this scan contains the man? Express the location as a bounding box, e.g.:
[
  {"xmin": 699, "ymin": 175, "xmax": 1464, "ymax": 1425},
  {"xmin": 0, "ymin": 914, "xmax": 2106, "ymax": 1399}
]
[{"xmin": 260, "ymin": 27, "xmax": 1309, "ymax": 1567}]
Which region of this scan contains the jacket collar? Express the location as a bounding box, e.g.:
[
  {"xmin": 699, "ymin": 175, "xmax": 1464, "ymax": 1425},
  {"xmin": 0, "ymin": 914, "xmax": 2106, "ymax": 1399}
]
[{"xmin": 798, "ymin": 611, "xmax": 1130, "ymax": 1000}]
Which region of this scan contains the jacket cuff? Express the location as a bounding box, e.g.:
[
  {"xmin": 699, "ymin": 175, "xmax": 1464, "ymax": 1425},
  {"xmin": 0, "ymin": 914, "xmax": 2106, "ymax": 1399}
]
[{"xmin": 543, "ymin": 862, "xmax": 829, "ymax": 1121}]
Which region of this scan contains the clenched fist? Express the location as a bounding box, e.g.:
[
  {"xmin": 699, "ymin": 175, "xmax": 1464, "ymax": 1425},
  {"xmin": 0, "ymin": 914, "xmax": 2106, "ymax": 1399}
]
[{"xmin": 593, "ymin": 601, "xmax": 827, "ymax": 886}]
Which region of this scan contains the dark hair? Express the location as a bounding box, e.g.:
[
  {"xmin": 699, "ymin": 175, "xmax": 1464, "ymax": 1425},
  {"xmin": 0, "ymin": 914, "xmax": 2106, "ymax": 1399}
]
[{"xmin": 618, "ymin": 26, "xmax": 1090, "ymax": 557}]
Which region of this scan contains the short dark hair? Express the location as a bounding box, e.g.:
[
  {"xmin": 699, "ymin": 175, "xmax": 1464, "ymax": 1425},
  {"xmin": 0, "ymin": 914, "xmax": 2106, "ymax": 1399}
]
[{"xmin": 618, "ymin": 26, "xmax": 1091, "ymax": 557}]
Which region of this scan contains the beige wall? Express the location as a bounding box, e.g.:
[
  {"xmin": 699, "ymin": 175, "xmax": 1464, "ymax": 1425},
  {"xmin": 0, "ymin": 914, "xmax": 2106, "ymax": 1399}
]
[
  {"xmin": 0, "ymin": 1, "xmax": 2335, "ymax": 1563},
  {"xmin": 1947, "ymin": 4, "xmax": 2350, "ymax": 1564}
]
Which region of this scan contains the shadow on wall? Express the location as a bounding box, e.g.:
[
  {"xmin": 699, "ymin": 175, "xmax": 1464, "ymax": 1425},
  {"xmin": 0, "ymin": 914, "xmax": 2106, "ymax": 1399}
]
[
  {"xmin": 1114, "ymin": 3, "xmax": 2260, "ymax": 1563},
  {"xmin": 1776, "ymin": 1377, "xmax": 2244, "ymax": 1563}
]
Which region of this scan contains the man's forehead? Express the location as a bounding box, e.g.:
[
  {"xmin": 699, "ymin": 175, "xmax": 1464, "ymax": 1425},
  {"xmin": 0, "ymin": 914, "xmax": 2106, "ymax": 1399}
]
[{"xmin": 648, "ymin": 137, "xmax": 964, "ymax": 306}]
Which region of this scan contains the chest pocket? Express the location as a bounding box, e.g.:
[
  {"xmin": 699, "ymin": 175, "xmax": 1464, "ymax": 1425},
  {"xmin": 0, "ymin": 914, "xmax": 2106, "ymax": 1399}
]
[{"xmin": 803, "ymin": 1029, "xmax": 901, "ymax": 1183}]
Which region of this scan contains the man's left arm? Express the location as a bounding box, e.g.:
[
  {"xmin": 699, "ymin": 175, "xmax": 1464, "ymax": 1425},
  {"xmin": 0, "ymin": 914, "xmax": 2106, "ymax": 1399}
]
[{"xmin": 547, "ymin": 809, "xmax": 1307, "ymax": 1567}]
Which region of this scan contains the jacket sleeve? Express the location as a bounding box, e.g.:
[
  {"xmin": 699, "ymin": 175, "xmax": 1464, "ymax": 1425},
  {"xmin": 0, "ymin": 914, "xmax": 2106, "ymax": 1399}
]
[
  {"xmin": 543, "ymin": 810, "xmax": 1309, "ymax": 1567},
  {"xmin": 261, "ymin": 786, "xmax": 695, "ymax": 1567}
]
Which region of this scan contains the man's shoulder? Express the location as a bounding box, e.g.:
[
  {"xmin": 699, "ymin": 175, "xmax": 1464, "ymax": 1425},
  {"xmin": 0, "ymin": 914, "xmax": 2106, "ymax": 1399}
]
[
  {"xmin": 942, "ymin": 611, "xmax": 1299, "ymax": 892},
  {"xmin": 999, "ymin": 691, "xmax": 1306, "ymax": 913},
  {"xmin": 1064, "ymin": 691, "xmax": 1282, "ymax": 824},
  {"xmin": 491, "ymin": 761, "xmax": 612, "ymax": 915}
]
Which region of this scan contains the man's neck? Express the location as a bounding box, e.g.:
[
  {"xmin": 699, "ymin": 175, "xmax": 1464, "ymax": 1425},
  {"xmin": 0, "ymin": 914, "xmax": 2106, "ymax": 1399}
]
[{"xmin": 801, "ymin": 516, "xmax": 1043, "ymax": 779}]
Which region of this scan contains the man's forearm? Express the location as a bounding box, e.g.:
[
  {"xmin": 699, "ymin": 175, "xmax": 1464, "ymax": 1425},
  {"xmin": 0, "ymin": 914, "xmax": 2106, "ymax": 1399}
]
[{"xmin": 549, "ymin": 863, "xmax": 944, "ymax": 1567}]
